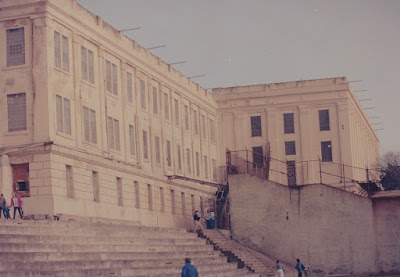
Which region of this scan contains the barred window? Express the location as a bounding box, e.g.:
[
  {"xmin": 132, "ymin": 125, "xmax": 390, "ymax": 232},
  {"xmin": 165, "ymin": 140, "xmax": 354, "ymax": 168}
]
[
  {"xmin": 321, "ymin": 141, "xmax": 333, "ymax": 162},
  {"xmin": 7, "ymin": 93, "xmax": 26, "ymax": 132},
  {"xmin": 166, "ymin": 140, "xmax": 172, "ymax": 167},
  {"xmin": 184, "ymin": 105, "xmax": 189, "ymax": 130},
  {"xmin": 252, "ymin": 146, "xmax": 263, "ymax": 167},
  {"xmin": 196, "ymin": 152, "xmax": 200, "ymax": 177},
  {"xmin": 155, "ymin": 136, "xmax": 160, "ymax": 163},
  {"xmin": 127, "ymin": 72, "xmax": 133, "ymax": 103},
  {"xmin": 212, "ymin": 159, "xmax": 217, "ymax": 182},
  {"xmin": 83, "ymin": 106, "xmax": 97, "ymax": 144},
  {"xmin": 105, "ymin": 60, "xmax": 117, "ymax": 95},
  {"xmin": 143, "ymin": 130, "xmax": 148, "ymax": 159},
  {"xmin": 140, "ymin": 79, "xmax": 146, "ymax": 109},
  {"xmin": 117, "ymin": 177, "xmax": 123, "ymax": 206},
  {"xmin": 283, "ymin": 113, "xmax": 294, "ymax": 134},
  {"xmin": 186, "ymin": 148, "xmax": 191, "ymax": 174},
  {"xmin": 129, "ymin": 125, "xmax": 136, "ymax": 156},
  {"xmin": 107, "ymin": 116, "xmax": 120, "ymax": 151},
  {"xmin": 204, "ymin": 155, "xmax": 209, "ymax": 179},
  {"xmin": 55, "ymin": 95, "xmax": 71, "ymax": 135},
  {"xmin": 287, "ymin": 161, "xmax": 297, "ymax": 186},
  {"xmin": 285, "ymin": 141, "xmax": 296, "ymax": 155},
  {"xmin": 319, "ymin": 110, "xmax": 330, "ymax": 131},
  {"xmin": 174, "ymin": 99, "xmax": 179, "ymax": 126},
  {"xmin": 193, "ymin": 110, "xmax": 198, "ymax": 135},
  {"xmin": 202, "ymin": 115, "xmax": 207, "ymax": 139},
  {"xmin": 81, "ymin": 46, "xmax": 94, "ymax": 83},
  {"xmin": 251, "ymin": 116, "xmax": 262, "ymax": 137},
  {"xmin": 210, "ymin": 119, "xmax": 216, "ymax": 143},
  {"xmin": 54, "ymin": 31, "xmax": 69, "ymax": 72},
  {"xmin": 152, "ymin": 86, "xmax": 158, "ymax": 115},
  {"xmin": 7, "ymin": 28, "xmax": 25, "ymax": 67},
  {"xmin": 148, "ymin": 184, "xmax": 153, "ymax": 211},
  {"xmin": 164, "ymin": 93, "xmax": 169, "ymax": 120},
  {"xmin": 177, "ymin": 145, "xmax": 182, "ymax": 171}
]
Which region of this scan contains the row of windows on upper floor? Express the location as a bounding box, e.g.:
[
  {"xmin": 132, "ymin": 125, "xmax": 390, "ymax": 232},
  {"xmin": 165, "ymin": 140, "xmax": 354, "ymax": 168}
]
[
  {"xmin": 250, "ymin": 110, "xmax": 331, "ymax": 137},
  {"xmin": 5, "ymin": 93, "xmax": 218, "ymax": 182},
  {"xmin": 5, "ymin": 28, "xmax": 216, "ymax": 141}
]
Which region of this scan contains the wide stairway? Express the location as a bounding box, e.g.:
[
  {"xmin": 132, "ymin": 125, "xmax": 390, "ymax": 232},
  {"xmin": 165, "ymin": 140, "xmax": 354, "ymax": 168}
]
[{"xmin": 0, "ymin": 219, "xmax": 259, "ymax": 277}]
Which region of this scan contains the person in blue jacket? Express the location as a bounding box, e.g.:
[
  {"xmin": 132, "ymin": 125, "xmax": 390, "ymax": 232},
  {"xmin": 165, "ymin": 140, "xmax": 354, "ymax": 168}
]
[
  {"xmin": 181, "ymin": 258, "xmax": 198, "ymax": 277},
  {"xmin": 295, "ymin": 258, "xmax": 305, "ymax": 277}
]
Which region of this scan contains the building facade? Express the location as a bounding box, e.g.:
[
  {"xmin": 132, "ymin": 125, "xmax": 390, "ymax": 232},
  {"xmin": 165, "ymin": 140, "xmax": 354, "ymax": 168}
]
[{"xmin": 0, "ymin": 0, "xmax": 379, "ymax": 227}]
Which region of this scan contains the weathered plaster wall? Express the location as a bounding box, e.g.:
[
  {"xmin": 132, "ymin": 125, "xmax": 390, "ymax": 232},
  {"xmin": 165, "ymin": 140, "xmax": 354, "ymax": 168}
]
[{"xmin": 229, "ymin": 174, "xmax": 400, "ymax": 275}]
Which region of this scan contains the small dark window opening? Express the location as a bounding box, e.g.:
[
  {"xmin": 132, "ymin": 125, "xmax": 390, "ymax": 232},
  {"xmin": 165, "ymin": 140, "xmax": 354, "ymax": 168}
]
[
  {"xmin": 287, "ymin": 161, "xmax": 297, "ymax": 186},
  {"xmin": 285, "ymin": 141, "xmax": 296, "ymax": 155},
  {"xmin": 251, "ymin": 116, "xmax": 262, "ymax": 137},
  {"xmin": 321, "ymin": 141, "xmax": 333, "ymax": 162},
  {"xmin": 252, "ymin": 146, "xmax": 264, "ymax": 167},
  {"xmin": 319, "ymin": 110, "xmax": 330, "ymax": 131},
  {"xmin": 283, "ymin": 113, "xmax": 294, "ymax": 134}
]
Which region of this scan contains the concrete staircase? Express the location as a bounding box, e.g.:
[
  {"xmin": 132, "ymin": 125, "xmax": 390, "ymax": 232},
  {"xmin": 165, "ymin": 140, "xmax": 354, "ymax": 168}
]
[
  {"xmin": 202, "ymin": 230, "xmax": 297, "ymax": 277},
  {"xmin": 0, "ymin": 219, "xmax": 259, "ymax": 277}
]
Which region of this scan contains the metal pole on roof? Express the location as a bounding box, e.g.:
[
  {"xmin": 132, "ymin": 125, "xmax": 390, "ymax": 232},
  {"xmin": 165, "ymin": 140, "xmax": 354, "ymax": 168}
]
[
  {"xmin": 147, "ymin": 45, "xmax": 166, "ymax": 50},
  {"xmin": 169, "ymin": 61, "xmax": 187, "ymax": 65},
  {"xmin": 188, "ymin": 75, "xmax": 206, "ymax": 79},
  {"xmin": 119, "ymin": 27, "xmax": 142, "ymax": 32}
]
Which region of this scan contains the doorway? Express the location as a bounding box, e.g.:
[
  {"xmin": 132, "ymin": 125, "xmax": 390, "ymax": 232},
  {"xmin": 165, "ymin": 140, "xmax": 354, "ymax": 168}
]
[{"xmin": 12, "ymin": 163, "xmax": 30, "ymax": 197}]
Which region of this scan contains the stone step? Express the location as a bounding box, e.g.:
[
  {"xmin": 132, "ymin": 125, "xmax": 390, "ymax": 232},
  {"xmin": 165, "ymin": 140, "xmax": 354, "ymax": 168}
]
[
  {"xmin": 2, "ymin": 242, "xmax": 214, "ymax": 253},
  {"xmin": 0, "ymin": 234, "xmax": 204, "ymax": 246},
  {"xmin": 0, "ymin": 250, "xmax": 222, "ymax": 262}
]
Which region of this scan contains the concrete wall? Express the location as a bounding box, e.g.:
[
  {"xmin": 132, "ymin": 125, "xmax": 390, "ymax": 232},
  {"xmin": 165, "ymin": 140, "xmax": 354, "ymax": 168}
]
[{"xmin": 229, "ymin": 174, "xmax": 400, "ymax": 275}]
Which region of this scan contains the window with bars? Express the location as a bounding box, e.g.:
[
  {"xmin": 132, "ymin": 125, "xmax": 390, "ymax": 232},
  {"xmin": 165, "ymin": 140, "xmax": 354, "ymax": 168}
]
[
  {"xmin": 177, "ymin": 145, "xmax": 182, "ymax": 171},
  {"xmin": 107, "ymin": 116, "xmax": 120, "ymax": 151},
  {"xmin": 129, "ymin": 125, "xmax": 136, "ymax": 156},
  {"xmin": 287, "ymin": 161, "xmax": 297, "ymax": 186},
  {"xmin": 186, "ymin": 148, "xmax": 191, "ymax": 174},
  {"xmin": 155, "ymin": 136, "xmax": 161, "ymax": 164},
  {"xmin": 196, "ymin": 152, "xmax": 200, "ymax": 177},
  {"xmin": 319, "ymin": 110, "xmax": 330, "ymax": 131},
  {"xmin": 117, "ymin": 177, "xmax": 123, "ymax": 206},
  {"xmin": 171, "ymin": 190, "xmax": 176, "ymax": 214},
  {"xmin": 92, "ymin": 172, "xmax": 100, "ymax": 202},
  {"xmin": 56, "ymin": 95, "xmax": 71, "ymax": 135},
  {"xmin": 202, "ymin": 115, "xmax": 207, "ymax": 139},
  {"xmin": 134, "ymin": 181, "xmax": 140, "ymax": 208},
  {"xmin": 174, "ymin": 99, "xmax": 179, "ymax": 126},
  {"xmin": 140, "ymin": 79, "xmax": 146, "ymax": 109},
  {"xmin": 147, "ymin": 184, "xmax": 153, "ymax": 211},
  {"xmin": 285, "ymin": 141, "xmax": 296, "ymax": 155},
  {"xmin": 166, "ymin": 140, "xmax": 172, "ymax": 167},
  {"xmin": 210, "ymin": 119, "xmax": 216, "ymax": 143},
  {"xmin": 181, "ymin": 192, "xmax": 186, "ymax": 215},
  {"xmin": 184, "ymin": 105, "xmax": 189, "ymax": 130},
  {"xmin": 193, "ymin": 110, "xmax": 198, "ymax": 135},
  {"xmin": 143, "ymin": 130, "xmax": 148, "ymax": 159},
  {"xmin": 164, "ymin": 93, "xmax": 169, "ymax": 120},
  {"xmin": 212, "ymin": 159, "xmax": 217, "ymax": 182},
  {"xmin": 54, "ymin": 31, "xmax": 69, "ymax": 72},
  {"xmin": 7, "ymin": 28, "xmax": 25, "ymax": 67},
  {"xmin": 251, "ymin": 116, "xmax": 262, "ymax": 137},
  {"xmin": 160, "ymin": 187, "xmax": 165, "ymax": 212},
  {"xmin": 83, "ymin": 106, "xmax": 97, "ymax": 144},
  {"xmin": 7, "ymin": 93, "xmax": 26, "ymax": 132},
  {"xmin": 321, "ymin": 141, "xmax": 333, "ymax": 162},
  {"xmin": 152, "ymin": 86, "xmax": 158, "ymax": 115},
  {"xmin": 283, "ymin": 113, "xmax": 295, "ymax": 134},
  {"xmin": 252, "ymin": 146, "xmax": 264, "ymax": 167},
  {"xmin": 66, "ymin": 165, "xmax": 74, "ymax": 198},
  {"xmin": 81, "ymin": 46, "xmax": 93, "ymax": 83},
  {"xmin": 204, "ymin": 155, "xmax": 209, "ymax": 179},
  {"xmin": 127, "ymin": 72, "xmax": 133, "ymax": 103},
  {"xmin": 105, "ymin": 60, "xmax": 117, "ymax": 95}
]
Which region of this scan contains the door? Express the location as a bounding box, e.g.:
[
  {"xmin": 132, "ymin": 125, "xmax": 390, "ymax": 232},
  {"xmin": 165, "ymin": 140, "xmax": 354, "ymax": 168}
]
[{"xmin": 12, "ymin": 163, "xmax": 30, "ymax": 197}]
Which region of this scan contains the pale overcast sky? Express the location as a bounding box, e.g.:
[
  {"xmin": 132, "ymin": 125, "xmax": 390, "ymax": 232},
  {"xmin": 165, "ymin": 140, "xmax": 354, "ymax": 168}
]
[{"xmin": 77, "ymin": 0, "xmax": 400, "ymax": 153}]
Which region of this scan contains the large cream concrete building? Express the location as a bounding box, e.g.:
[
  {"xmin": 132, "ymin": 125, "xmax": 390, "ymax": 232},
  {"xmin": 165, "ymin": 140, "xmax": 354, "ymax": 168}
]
[{"xmin": 0, "ymin": 0, "xmax": 378, "ymax": 226}]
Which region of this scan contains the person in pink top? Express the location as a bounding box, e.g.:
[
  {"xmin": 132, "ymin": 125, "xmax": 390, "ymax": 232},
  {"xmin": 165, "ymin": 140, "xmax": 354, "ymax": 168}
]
[{"xmin": 10, "ymin": 192, "xmax": 23, "ymax": 220}]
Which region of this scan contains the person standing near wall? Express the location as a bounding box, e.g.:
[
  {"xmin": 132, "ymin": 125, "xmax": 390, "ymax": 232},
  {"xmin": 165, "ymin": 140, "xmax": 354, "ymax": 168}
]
[
  {"xmin": 10, "ymin": 192, "xmax": 23, "ymax": 220},
  {"xmin": 295, "ymin": 258, "xmax": 305, "ymax": 277},
  {"xmin": 0, "ymin": 194, "xmax": 5, "ymax": 219},
  {"xmin": 193, "ymin": 211, "xmax": 203, "ymax": 232},
  {"xmin": 276, "ymin": 260, "xmax": 284, "ymax": 277}
]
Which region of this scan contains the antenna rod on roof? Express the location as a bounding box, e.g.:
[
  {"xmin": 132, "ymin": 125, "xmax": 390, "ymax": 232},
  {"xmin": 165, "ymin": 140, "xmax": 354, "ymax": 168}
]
[
  {"xmin": 119, "ymin": 27, "xmax": 142, "ymax": 32},
  {"xmin": 188, "ymin": 75, "xmax": 206, "ymax": 79},
  {"xmin": 147, "ymin": 45, "xmax": 166, "ymax": 50},
  {"xmin": 169, "ymin": 61, "xmax": 187, "ymax": 65}
]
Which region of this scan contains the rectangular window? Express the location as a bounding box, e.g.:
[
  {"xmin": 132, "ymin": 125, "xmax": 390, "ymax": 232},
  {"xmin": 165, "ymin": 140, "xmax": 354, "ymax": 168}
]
[
  {"xmin": 283, "ymin": 113, "xmax": 295, "ymax": 134},
  {"xmin": 174, "ymin": 99, "xmax": 179, "ymax": 126},
  {"xmin": 117, "ymin": 177, "xmax": 123, "ymax": 206},
  {"xmin": 204, "ymin": 155, "xmax": 208, "ymax": 179},
  {"xmin": 54, "ymin": 32, "xmax": 69, "ymax": 71},
  {"xmin": 181, "ymin": 192, "xmax": 186, "ymax": 215},
  {"xmin": 155, "ymin": 136, "xmax": 161, "ymax": 163},
  {"xmin": 285, "ymin": 141, "xmax": 296, "ymax": 155},
  {"xmin": 160, "ymin": 187, "xmax": 165, "ymax": 212},
  {"xmin": 184, "ymin": 105, "xmax": 189, "ymax": 130},
  {"xmin": 62, "ymin": 36, "xmax": 69, "ymax": 72},
  {"xmin": 252, "ymin": 146, "xmax": 264, "ymax": 167},
  {"xmin": 186, "ymin": 148, "xmax": 191, "ymax": 174},
  {"xmin": 251, "ymin": 116, "xmax": 262, "ymax": 137},
  {"xmin": 55, "ymin": 95, "xmax": 71, "ymax": 135},
  {"xmin": 106, "ymin": 60, "xmax": 117, "ymax": 95},
  {"xmin": 106, "ymin": 61, "xmax": 111, "ymax": 92},
  {"xmin": 134, "ymin": 181, "xmax": 140, "ymax": 208},
  {"xmin": 152, "ymin": 87, "xmax": 158, "ymax": 115},
  {"xmin": 196, "ymin": 152, "xmax": 200, "ymax": 177},
  {"xmin": 81, "ymin": 46, "xmax": 93, "ymax": 83},
  {"xmin": 319, "ymin": 110, "xmax": 330, "ymax": 131},
  {"xmin": 66, "ymin": 165, "xmax": 74, "ymax": 198},
  {"xmin": 287, "ymin": 161, "xmax": 297, "ymax": 186},
  {"xmin": 127, "ymin": 72, "xmax": 133, "ymax": 103},
  {"xmin": 129, "ymin": 125, "xmax": 136, "ymax": 156},
  {"xmin": 147, "ymin": 184, "xmax": 153, "ymax": 211},
  {"xmin": 143, "ymin": 131, "xmax": 148, "ymax": 159},
  {"xmin": 200, "ymin": 196, "xmax": 204, "ymax": 217},
  {"xmin": 177, "ymin": 145, "xmax": 182, "ymax": 171},
  {"xmin": 54, "ymin": 31, "xmax": 61, "ymax": 69},
  {"xmin": 92, "ymin": 171, "xmax": 100, "ymax": 202},
  {"xmin": 166, "ymin": 140, "xmax": 172, "ymax": 167},
  {"xmin": 164, "ymin": 93, "xmax": 169, "ymax": 120},
  {"xmin": 191, "ymin": 194, "xmax": 195, "ymax": 214},
  {"xmin": 210, "ymin": 119, "xmax": 216, "ymax": 143},
  {"xmin": 114, "ymin": 119, "xmax": 120, "ymax": 151},
  {"xmin": 193, "ymin": 110, "xmax": 198, "ymax": 135},
  {"xmin": 321, "ymin": 141, "xmax": 333, "ymax": 162},
  {"xmin": 202, "ymin": 115, "xmax": 207, "ymax": 139},
  {"xmin": 7, "ymin": 28, "xmax": 25, "ymax": 67},
  {"xmin": 107, "ymin": 116, "xmax": 120, "ymax": 151},
  {"xmin": 83, "ymin": 106, "xmax": 97, "ymax": 144},
  {"xmin": 112, "ymin": 64, "xmax": 118, "ymax": 96},
  {"xmin": 212, "ymin": 159, "xmax": 217, "ymax": 182},
  {"xmin": 171, "ymin": 190, "xmax": 176, "ymax": 214},
  {"xmin": 8, "ymin": 93, "xmax": 27, "ymax": 132},
  {"xmin": 140, "ymin": 79, "xmax": 146, "ymax": 109}
]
